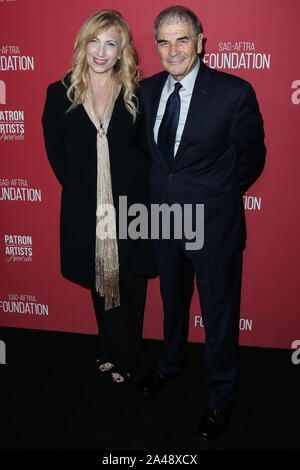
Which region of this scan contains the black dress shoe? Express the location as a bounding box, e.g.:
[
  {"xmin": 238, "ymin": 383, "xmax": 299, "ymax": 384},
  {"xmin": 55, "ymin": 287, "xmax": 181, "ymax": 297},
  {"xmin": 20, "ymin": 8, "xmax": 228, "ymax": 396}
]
[
  {"xmin": 139, "ymin": 370, "xmax": 173, "ymax": 394},
  {"xmin": 197, "ymin": 408, "xmax": 231, "ymax": 441}
]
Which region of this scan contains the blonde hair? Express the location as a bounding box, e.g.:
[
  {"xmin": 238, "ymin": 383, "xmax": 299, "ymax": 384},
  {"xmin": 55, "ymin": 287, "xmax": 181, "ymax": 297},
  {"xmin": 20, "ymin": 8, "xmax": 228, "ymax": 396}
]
[{"xmin": 62, "ymin": 10, "xmax": 142, "ymax": 120}]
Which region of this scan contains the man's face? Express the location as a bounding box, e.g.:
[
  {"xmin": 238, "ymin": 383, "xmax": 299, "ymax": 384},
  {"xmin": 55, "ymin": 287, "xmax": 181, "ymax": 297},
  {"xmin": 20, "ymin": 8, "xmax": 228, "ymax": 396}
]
[{"xmin": 156, "ymin": 20, "xmax": 203, "ymax": 81}]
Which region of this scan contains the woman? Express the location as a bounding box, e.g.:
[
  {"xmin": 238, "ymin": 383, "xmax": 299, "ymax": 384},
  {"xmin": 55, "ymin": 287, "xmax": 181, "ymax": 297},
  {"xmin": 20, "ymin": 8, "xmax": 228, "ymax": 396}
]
[{"xmin": 42, "ymin": 10, "xmax": 154, "ymax": 383}]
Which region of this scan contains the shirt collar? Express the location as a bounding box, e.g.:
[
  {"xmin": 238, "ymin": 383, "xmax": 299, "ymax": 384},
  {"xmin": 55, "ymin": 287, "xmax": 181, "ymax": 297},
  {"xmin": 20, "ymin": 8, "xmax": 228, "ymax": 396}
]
[{"xmin": 167, "ymin": 59, "xmax": 200, "ymax": 93}]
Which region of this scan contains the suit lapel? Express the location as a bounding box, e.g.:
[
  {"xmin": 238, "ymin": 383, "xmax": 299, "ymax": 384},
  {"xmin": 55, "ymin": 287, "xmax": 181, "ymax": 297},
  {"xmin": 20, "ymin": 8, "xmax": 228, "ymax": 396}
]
[
  {"xmin": 173, "ymin": 61, "xmax": 212, "ymax": 166},
  {"xmin": 146, "ymin": 72, "xmax": 171, "ymax": 170},
  {"xmin": 150, "ymin": 72, "xmax": 168, "ymax": 139}
]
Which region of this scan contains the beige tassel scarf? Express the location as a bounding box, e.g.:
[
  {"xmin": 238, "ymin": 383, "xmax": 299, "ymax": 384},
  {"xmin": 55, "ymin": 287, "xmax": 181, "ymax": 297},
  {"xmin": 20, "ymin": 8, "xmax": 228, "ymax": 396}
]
[{"xmin": 86, "ymin": 78, "xmax": 120, "ymax": 310}]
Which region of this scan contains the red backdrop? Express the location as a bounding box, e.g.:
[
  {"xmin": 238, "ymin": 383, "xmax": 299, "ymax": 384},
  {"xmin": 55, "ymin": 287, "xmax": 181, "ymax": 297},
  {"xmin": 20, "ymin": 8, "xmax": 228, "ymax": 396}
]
[{"xmin": 1, "ymin": 0, "xmax": 299, "ymax": 349}]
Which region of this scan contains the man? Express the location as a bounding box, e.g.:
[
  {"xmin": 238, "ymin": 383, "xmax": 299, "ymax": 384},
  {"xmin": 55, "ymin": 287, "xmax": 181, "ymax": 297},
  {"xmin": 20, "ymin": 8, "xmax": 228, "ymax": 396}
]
[{"xmin": 139, "ymin": 5, "xmax": 265, "ymax": 441}]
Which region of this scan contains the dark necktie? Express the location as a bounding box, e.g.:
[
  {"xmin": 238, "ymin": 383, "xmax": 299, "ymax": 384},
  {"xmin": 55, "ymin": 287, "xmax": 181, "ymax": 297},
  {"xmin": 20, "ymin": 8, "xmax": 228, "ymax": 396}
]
[{"xmin": 157, "ymin": 82, "xmax": 182, "ymax": 167}]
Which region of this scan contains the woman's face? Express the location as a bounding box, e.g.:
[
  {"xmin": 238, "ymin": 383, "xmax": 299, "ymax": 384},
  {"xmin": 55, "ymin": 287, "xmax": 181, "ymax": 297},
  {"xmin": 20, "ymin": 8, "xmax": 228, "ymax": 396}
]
[{"xmin": 86, "ymin": 25, "xmax": 122, "ymax": 78}]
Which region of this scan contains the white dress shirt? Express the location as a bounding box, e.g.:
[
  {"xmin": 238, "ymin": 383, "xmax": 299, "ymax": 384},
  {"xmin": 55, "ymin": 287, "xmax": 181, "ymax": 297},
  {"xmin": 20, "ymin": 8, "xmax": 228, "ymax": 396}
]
[{"xmin": 154, "ymin": 59, "xmax": 200, "ymax": 157}]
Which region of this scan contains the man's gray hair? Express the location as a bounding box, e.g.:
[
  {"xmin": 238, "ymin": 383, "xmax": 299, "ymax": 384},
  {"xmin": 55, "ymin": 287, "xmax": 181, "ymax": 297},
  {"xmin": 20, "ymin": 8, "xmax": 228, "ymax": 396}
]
[{"xmin": 154, "ymin": 5, "xmax": 203, "ymax": 40}]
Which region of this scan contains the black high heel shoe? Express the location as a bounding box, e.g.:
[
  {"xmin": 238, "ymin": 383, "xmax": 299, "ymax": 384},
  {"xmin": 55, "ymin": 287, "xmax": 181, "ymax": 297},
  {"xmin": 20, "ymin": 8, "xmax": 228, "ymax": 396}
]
[
  {"xmin": 96, "ymin": 357, "xmax": 115, "ymax": 373},
  {"xmin": 111, "ymin": 366, "xmax": 131, "ymax": 384}
]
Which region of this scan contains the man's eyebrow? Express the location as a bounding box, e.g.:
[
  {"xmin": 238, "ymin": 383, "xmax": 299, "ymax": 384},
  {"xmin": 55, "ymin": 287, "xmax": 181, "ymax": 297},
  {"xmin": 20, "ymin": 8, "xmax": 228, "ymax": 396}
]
[
  {"xmin": 176, "ymin": 35, "xmax": 190, "ymax": 40},
  {"xmin": 157, "ymin": 35, "xmax": 190, "ymax": 43}
]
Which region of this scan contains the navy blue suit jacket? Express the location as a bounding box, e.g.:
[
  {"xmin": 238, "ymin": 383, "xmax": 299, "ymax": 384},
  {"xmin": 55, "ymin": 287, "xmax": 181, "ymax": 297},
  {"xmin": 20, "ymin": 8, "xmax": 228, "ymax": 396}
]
[{"xmin": 140, "ymin": 61, "xmax": 266, "ymax": 257}]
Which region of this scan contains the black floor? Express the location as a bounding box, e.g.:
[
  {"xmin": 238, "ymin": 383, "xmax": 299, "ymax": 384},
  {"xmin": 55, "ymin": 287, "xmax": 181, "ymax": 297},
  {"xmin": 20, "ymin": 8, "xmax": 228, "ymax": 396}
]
[{"xmin": 0, "ymin": 326, "xmax": 299, "ymax": 457}]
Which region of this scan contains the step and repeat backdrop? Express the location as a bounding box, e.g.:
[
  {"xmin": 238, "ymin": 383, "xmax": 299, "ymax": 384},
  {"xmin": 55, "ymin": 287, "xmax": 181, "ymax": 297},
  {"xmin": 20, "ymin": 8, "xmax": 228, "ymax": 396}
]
[{"xmin": 0, "ymin": 0, "xmax": 299, "ymax": 349}]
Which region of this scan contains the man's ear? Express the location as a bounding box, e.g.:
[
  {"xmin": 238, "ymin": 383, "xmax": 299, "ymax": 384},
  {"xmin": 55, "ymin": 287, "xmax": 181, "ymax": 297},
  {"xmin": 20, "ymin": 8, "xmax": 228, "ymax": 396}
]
[{"xmin": 197, "ymin": 33, "xmax": 204, "ymax": 54}]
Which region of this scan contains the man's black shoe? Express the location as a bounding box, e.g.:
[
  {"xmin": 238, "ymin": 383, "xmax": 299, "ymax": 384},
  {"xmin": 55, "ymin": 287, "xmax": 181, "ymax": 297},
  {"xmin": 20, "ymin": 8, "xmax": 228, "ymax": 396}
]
[
  {"xmin": 139, "ymin": 370, "xmax": 174, "ymax": 394},
  {"xmin": 197, "ymin": 408, "xmax": 231, "ymax": 441}
]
